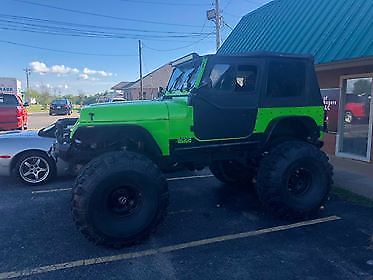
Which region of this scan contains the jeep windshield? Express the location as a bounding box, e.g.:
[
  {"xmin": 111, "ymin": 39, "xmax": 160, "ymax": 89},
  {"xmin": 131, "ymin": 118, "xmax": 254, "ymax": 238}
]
[{"xmin": 166, "ymin": 59, "xmax": 202, "ymax": 95}]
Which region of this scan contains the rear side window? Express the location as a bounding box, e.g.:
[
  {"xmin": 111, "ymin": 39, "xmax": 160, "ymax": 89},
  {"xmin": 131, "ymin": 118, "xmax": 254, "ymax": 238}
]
[
  {"xmin": 0, "ymin": 94, "xmax": 19, "ymax": 106},
  {"xmin": 268, "ymin": 61, "xmax": 305, "ymax": 98}
]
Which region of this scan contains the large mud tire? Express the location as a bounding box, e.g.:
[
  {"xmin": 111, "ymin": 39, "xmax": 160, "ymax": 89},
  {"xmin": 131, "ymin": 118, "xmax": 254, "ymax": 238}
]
[
  {"xmin": 72, "ymin": 151, "xmax": 169, "ymax": 248},
  {"xmin": 256, "ymin": 141, "xmax": 332, "ymax": 218}
]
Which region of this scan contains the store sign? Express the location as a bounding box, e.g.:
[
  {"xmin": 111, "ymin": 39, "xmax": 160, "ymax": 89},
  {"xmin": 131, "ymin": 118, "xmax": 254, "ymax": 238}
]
[
  {"xmin": 321, "ymin": 88, "xmax": 340, "ymax": 133},
  {"xmin": 0, "ymin": 87, "xmax": 15, "ymax": 93}
]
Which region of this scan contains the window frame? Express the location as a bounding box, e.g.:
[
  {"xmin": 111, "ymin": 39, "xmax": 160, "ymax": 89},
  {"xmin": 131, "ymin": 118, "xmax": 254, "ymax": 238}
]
[
  {"xmin": 261, "ymin": 58, "xmax": 310, "ymax": 108},
  {"xmin": 202, "ymin": 60, "xmax": 260, "ymax": 95}
]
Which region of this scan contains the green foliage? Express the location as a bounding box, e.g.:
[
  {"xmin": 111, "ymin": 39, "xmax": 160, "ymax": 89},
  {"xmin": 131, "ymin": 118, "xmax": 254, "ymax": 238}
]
[{"xmin": 28, "ymin": 89, "xmax": 99, "ymax": 106}]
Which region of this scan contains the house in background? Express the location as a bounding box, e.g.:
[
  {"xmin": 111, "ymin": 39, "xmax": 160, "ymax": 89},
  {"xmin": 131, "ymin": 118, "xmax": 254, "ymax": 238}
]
[
  {"xmin": 218, "ymin": 0, "xmax": 373, "ymax": 162},
  {"xmin": 112, "ymin": 63, "xmax": 173, "ymax": 100}
]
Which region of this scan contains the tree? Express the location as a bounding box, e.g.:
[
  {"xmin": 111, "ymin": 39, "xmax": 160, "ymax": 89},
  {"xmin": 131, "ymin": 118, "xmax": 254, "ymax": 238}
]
[{"xmin": 353, "ymin": 79, "xmax": 372, "ymax": 96}]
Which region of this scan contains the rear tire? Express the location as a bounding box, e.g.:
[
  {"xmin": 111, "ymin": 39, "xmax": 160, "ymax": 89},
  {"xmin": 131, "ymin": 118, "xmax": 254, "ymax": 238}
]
[
  {"xmin": 256, "ymin": 141, "xmax": 332, "ymax": 218},
  {"xmin": 210, "ymin": 160, "xmax": 256, "ymax": 187},
  {"xmin": 72, "ymin": 151, "xmax": 169, "ymax": 248}
]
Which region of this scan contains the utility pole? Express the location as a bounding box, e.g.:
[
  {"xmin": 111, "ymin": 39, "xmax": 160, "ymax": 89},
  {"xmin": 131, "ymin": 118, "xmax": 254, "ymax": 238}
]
[
  {"xmin": 207, "ymin": 0, "xmax": 222, "ymax": 51},
  {"xmin": 215, "ymin": 0, "xmax": 221, "ymax": 50},
  {"xmin": 138, "ymin": 40, "xmax": 143, "ymax": 100},
  {"xmin": 23, "ymin": 67, "xmax": 31, "ymax": 101}
]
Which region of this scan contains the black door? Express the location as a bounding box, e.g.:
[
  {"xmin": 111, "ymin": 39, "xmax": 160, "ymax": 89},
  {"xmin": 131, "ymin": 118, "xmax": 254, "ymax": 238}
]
[{"xmin": 192, "ymin": 58, "xmax": 261, "ymax": 140}]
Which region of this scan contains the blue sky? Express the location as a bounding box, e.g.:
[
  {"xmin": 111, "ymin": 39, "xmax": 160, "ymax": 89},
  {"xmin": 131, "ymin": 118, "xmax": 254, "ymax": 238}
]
[{"xmin": 0, "ymin": 0, "xmax": 269, "ymax": 95}]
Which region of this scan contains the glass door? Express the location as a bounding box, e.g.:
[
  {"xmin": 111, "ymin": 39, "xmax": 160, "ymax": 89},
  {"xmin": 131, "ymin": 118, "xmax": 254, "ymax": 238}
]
[{"xmin": 336, "ymin": 75, "xmax": 373, "ymax": 162}]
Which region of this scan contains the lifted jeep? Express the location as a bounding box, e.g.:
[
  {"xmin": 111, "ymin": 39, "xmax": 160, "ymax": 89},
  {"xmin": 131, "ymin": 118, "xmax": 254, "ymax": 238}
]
[{"xmin": 55, "ymin": 52, "xmax": 332, "ymax": 248}]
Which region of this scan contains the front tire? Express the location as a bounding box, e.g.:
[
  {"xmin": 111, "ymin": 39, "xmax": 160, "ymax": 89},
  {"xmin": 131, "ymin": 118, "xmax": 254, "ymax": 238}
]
[
  {"xmin": 15, "ymin": 151, "xmax": 56, "ymax": 185},
  {"xmin": 256, "ymin": 141, "xmax": 332, "ymax": 218},
  {"xmin": 72, "ymin": 151, "xmax": 169, "ymax": 248}
]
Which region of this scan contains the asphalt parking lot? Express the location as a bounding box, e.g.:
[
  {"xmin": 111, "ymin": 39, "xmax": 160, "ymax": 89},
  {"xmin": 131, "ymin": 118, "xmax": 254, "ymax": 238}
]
[
  {"xmin": 27, "ymin": 112, "xmax": 79, "ymax": 130},
  {"xmin": 1, "ymin": 168, "xmax": 373, "ymax": 280}
]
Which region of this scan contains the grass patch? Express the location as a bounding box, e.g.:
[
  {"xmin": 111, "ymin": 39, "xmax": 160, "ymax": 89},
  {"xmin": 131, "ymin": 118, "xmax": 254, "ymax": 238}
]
[
  {"xmin": 26, "ymin": 104, "xmax": 46, "ymax": 113},
  {"xmin": 333, "ymin": 186, "xmax": 373, "ymax": 207}
]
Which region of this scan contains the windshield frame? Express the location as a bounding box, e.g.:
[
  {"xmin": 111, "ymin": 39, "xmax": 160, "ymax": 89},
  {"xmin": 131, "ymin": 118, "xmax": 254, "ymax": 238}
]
[{"xmin": 166, "ymin": 58, "xmax": 204, "ymax": 95}]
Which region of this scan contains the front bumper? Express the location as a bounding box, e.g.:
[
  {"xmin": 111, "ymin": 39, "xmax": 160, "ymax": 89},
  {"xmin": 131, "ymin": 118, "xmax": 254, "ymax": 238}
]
[
  {"xmin": 52, "ymin": 118, "xmax": 79, "ymax": 162},
  {"xmin": 50, "ymin": 108, "xmax": 69, "ymax": 115},
  {"xmin": 51, "ymin": 142, "xmax": 71, "ymax": 162}
]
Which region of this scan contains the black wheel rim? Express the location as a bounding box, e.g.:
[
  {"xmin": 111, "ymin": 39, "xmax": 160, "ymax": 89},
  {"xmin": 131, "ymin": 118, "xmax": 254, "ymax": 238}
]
[
  {"xmin": 287, "ymin": 167, "xmax": 313, "ymax": 196},
  {"xmin": 107, "ymin": 186, "xmax": 142, "ymax": 216}
]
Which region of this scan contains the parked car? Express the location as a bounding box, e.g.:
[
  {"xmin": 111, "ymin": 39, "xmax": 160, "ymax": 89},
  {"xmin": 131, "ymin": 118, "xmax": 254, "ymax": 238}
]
[
  {"xmin": 109, "ymin": 97, "xmax": 126, "ymax": 102},
  {"xmin": 49, "ymin": 99, "xmax": 72, "ymax": 116},
  {"xmin": 0, "ymin": 118, "xmax": 77, "ymax": 185},
  {"xmin": 344, "ymin": 92, "xmax": 371, "ymax": 124},
  {"xmin": 0, "ymin": 93, "xmax": 28, "ymax": 131}
]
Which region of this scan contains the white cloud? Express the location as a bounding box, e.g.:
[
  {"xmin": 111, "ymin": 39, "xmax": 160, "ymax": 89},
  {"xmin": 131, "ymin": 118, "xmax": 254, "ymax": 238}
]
[
  {"xmin": 83, "ymin": 67, "xmax": 112, "ymax": 77},
  {"xmin": 29, "ymin": 61, "xmax": 113, "ymax": 81},
  {"xmin": 79, "ymin": 74, "xmax": 89, "ymax": 80},
  {"xmin": 29, "ymin": 61, "xmax": 79, "ymax": 76},
  {"xmin": 50, "ymin": 65, "xmax": 79, "ymax": 75},
  {"xmin": 29, "ymin": 61, "xmax": 49, "ymax": 74}
]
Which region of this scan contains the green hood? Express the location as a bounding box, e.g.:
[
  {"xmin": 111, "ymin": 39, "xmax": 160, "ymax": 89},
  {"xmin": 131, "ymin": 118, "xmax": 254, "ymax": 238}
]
[{"xmin": 79, "ymin": 100, "xmax": 169, "ymax": 123}]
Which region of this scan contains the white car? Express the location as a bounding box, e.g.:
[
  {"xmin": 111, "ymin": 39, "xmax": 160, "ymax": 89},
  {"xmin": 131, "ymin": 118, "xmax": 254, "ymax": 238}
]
[{"xmin": 0, "ymin": 121, "xmax": 75, "ymax": 185}]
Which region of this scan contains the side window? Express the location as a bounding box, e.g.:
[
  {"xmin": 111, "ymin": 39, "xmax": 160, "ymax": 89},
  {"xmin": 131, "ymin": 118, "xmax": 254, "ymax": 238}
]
[
  {"xmin": 207, "ymin": 64, "xmax": 258, "ymax": 93},
  {"xmin": 268, "ymin": 61, "xmax": 305, "ymax": 97},
  {"xmin": 209, "ymin": 64, "xmax": 234, "ymax": 91},
  {"xmin": 235, "ymin": 65, "xmax": 257, "ymax": 93}
]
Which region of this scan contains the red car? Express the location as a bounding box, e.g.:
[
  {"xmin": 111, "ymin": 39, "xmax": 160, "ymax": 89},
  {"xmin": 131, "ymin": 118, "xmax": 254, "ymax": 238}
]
[{"xmin": 0, "ymin": 94, "xmax": 28, "ymax": 131}]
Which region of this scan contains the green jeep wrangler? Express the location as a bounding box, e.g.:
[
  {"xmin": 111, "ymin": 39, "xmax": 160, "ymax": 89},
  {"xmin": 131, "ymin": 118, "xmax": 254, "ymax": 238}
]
[{"xmin": 55, "ymin": 52, "xmax": 332, "ymax": 248}]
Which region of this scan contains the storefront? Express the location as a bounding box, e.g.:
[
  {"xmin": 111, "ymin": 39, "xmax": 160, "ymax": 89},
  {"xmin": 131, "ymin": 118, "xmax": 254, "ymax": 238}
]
[
  {"xmin": 318, "ymin": 63, "xmax": 373, "ymax": 162},
  {"xmin": 336, "ymin": 75, "xmax": 372, "ymax": 162}
]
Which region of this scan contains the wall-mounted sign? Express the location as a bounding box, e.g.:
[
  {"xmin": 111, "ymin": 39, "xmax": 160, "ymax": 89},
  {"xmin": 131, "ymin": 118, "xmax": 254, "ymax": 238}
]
[{"xmin": 321, "ymin": 88, "xmax": 340, "ymax": 133}]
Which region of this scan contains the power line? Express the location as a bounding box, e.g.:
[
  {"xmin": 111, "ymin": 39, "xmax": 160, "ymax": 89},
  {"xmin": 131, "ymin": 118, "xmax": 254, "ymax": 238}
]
[
  {"xmin": 0, "ymin": 24, "xmax": 212, "ymax": 42},
  {"xmin": 119, "ymin": 0, "xmax": 211, "ymax": 6},
  {"xmin": 0, "ymin": 20, "xmax": 210, "ymax": 39},
  {"xmin": 0, "ymin": 39, "xmax": 138, "ymax": 56},
  {"xmin": 143, "ymin": 34, "xmax": 213, "ymax": 52},
  {"xmin": 0, "ymin": 13, "xmax": 213, "ymax": 35},
  {"xmin": 12, "ymin": 0, "xmax": 207, "ymax": 28}
]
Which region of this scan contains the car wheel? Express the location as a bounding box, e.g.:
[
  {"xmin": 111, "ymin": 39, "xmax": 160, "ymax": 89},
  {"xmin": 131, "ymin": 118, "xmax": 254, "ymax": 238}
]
[
  {"xmin": 344, "ymin": 111, "xmax": 353, "ymax": 124},
  {"xmin": 15, "ymin": 151, "xmax": 56, "ymax": 185}
]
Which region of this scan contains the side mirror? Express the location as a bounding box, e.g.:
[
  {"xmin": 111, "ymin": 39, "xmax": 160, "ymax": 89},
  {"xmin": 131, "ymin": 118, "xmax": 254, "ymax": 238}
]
[{"xmin": 23, "ymin": 102, "xmax": 29, "ymax": 107}]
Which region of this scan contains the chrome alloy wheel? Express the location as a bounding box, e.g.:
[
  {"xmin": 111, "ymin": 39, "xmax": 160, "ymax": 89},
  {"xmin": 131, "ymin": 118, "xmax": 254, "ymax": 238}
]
[{"xmin": 19, "ymin": 156, "xmax": 50, "ymax": 184}]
